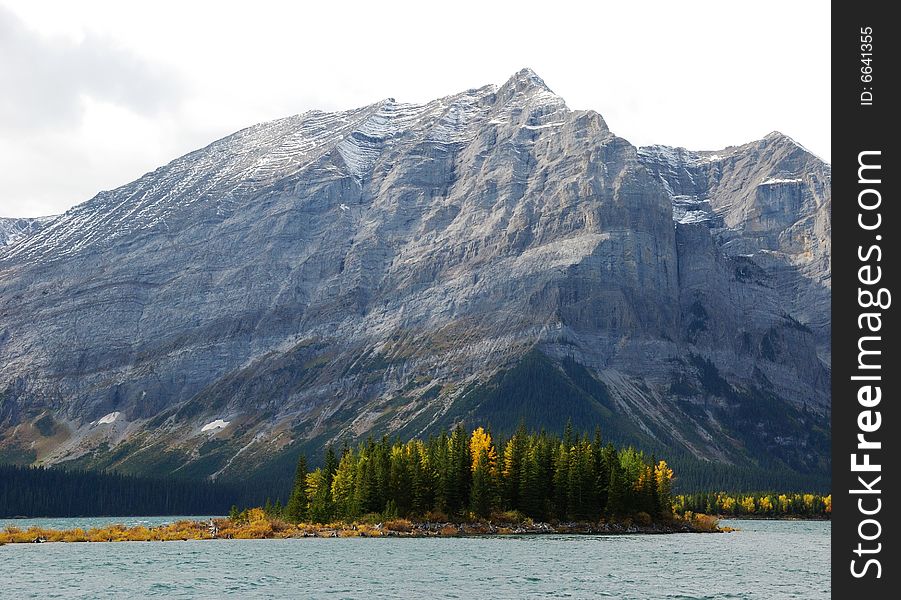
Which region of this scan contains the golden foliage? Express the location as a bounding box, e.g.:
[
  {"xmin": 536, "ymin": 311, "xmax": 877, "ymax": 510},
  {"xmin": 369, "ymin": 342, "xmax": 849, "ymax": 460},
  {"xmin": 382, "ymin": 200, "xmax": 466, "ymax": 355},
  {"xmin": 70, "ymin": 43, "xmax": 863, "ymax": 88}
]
[
  {"xmin": 654, "ymin": 460, "xmax": 673, "ymax": 489},
  {"xmin": 469, "ymin": 427, "xmax": 497, "ymax": 473},
  {"xmin": 383, "ymin": 518, "xmax": 413, "ymax": 532},
  {"xmin": 673, "ymin": 492, "xmax": 831, "ymax": 518}
]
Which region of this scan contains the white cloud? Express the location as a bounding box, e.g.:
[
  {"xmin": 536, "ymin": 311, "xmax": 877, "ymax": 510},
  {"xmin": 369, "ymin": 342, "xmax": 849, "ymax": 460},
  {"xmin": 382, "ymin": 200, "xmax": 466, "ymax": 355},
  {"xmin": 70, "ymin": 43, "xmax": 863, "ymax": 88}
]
[
  {"xmin": 0, "ymin": 5, "xmax": 183, "ymax": 132},
  {"xmin": 0, "ymin": 0, "xmax": 830, "ymax": 218}
]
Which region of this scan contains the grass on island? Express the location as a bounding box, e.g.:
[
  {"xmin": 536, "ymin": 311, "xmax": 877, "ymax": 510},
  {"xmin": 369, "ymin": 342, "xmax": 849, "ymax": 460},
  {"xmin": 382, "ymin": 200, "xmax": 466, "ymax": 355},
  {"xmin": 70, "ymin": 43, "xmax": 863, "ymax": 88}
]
[{"xmin": 0, "ymin": 508, "xmax": 724, "ymax": 544}]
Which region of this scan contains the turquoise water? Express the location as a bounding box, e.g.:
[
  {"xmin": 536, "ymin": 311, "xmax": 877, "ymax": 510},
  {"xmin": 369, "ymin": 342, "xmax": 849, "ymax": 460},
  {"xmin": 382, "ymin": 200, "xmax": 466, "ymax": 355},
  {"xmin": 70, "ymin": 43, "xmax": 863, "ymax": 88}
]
[{"xmin": 0, "ymin": 519, "xmax": 829, "ymax": 599}]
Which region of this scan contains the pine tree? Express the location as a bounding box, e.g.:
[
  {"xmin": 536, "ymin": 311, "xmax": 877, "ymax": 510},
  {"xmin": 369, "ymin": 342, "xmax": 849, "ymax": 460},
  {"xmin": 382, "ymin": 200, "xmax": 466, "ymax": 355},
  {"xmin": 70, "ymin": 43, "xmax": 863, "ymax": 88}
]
[
  {"xmin": 597, "ymin": 443, "xmax": 615, "ymax": 518},
  {"xmin": 552, "ymin": 441, "xmax": 570, "ymax": 518},
  {"xmin": 285, "ymin": 454, "xmax": 309, "ymax": 522},
  {"xmin": 373, "ymin": 437, "xmax": 391, "ymax": 512},
  {"xmin": 433, "ymin": 430, "xmax": 450, "ymax": 512},
  {"xmin": 502, "ymin": 422, "xmax": 528, "ymax": 509},
  {"xmin": 331, "ymin": 450, "xmax": 358, "ymax": 520},
  {"xmin": 389, "ymin": 444, "xmax": 413, "ymax": 516},
  {"xmin": 470, "ymin": 448, "xmax": 494, "ymax": 518},
  {"xmin": 307, "ymin": 468, "xmax": 334, "ymax": 523},
  {"xmin": 568, "ymin": 440, "xmax": 596, "ymax": 521},
  {"xmin": 354, "ymin": 452, "xmax": 377, "ymax": 515},
  {"xmin": 444, "ymin": 425, "xmax": 471, "ymax": 515},
  {"xmin": 605, "ymin": 450, "xmax": 627, "ymax": 517},
  {"xmin": 325, "ymin": 445, "xmax": 339, "ymax": 483},
  {"xmin": 519, "ymin": 444, "xmax": 543, "ymax": 519},
  {"xmin": 562, "ymin": 419, "xmax": 574, "ymax": 449},
  {"xmin": 410, "ymin": 440, "xmax": 434, "ymax": 515}
]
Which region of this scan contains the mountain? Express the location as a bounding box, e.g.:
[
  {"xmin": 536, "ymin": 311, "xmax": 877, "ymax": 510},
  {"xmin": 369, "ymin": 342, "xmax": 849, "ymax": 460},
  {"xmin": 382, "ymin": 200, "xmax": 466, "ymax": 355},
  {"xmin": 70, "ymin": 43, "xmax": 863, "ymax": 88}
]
[{"xmin": 0, "ymin": 69, "xmax": 830, "ymax": 489}]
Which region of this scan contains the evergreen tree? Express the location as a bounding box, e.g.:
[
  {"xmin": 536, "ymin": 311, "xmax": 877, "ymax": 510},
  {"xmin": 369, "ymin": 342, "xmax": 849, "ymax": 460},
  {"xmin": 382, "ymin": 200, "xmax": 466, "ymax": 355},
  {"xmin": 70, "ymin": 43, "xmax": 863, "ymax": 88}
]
[
  {"xmin": 324, "ymin": 445, "xmax": 339, "ymax": 485},
  {"xmin": 552, "ymin": 441, "xmax": 570, "ymax": 518},
  {"xmin": 306, "ymin": 468, "xmax": 334, "ymax": 523},
  {"xmin": 355, "ymin": 448, "xmax": 377, "ymax": 514},
  {"xmin": 606, "ymin": 450, "xmax": 627, "ymax": 517},
  {"xmin": 443, "ymin": 425, "xmax": 471, "ymax": 515},
  {"xmin": 562, "ymin": 419, "xmax": 574, "ymax": 449},
  {"xmin": 331, "ymin": 450, "xmax": 358, "ymax": 520},
  {"xmin": 389, "ymin": 444, "xmax": 413, "ymax": 515},
  {"xmin": 568, "ymin": 440, "xmax": 596, "ymax": 521},
  {"xmin": 433, "ymin": 430, "xmax": 450, "ymax": 512},
  {"xmin": 410, "ymin": 440, "xmax": 434, "ymax": 515},
  {"xmin": 597, "ymin": 443, "xmax": 616, "ymax": 518},
  {"xmin": 285, "ymin": 454, "xmax": 309, "ymax": 522},
  {"xmin": 519, "ymin": 444, "xmax": 544, "ymax": 518},
  {"xmin": 373, "ymin": 437, "xmax": 391, "ymax": 512},
  {"xmin": 470, "ymin": 448, "xmax": 494, "ymax": 518},
  {"xmin": 502, "ymin": 422, "xmax": 528, "ymax": 509}
]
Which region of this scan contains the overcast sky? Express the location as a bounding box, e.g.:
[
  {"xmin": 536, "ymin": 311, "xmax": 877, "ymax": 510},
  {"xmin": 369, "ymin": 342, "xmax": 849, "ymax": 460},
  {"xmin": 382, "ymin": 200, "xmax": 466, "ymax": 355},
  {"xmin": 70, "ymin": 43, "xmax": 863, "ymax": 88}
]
[{"xmin": 0, "ymin": 0, "xmax": 830, "ymax": 219}]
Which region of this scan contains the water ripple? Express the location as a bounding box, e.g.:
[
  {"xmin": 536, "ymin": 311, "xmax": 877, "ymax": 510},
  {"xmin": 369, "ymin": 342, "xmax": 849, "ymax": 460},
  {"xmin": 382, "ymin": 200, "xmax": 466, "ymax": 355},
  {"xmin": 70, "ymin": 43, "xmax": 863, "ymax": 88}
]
[{"xmin": 0, "ymin": 520, "xmax": 829, "ymax": 599}]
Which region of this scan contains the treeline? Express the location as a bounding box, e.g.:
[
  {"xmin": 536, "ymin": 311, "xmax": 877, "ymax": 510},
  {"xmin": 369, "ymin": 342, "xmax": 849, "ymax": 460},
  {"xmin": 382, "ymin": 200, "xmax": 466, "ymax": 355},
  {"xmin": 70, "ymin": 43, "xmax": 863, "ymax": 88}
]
[
  {"xmin": 267, "ymin": 424, "xmax": 674, "ymax": 524},
  {"xmin": 673, "ymin": 491, "xmax": 831, "ymax": 518},
  {"xmin": 0, "ymin": 464, "xmax": 262, "ymax": 518}
]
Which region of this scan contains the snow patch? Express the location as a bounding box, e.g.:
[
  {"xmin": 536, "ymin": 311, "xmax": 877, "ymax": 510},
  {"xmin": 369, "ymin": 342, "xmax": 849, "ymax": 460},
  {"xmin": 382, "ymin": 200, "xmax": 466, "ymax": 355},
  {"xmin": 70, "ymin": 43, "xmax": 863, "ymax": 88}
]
[
  {"xmin": 671, "ymin": 195, "xmax": 716, "ymax": 224},
  {"xmin": 97, "ymin": 411, "xmax": 120, "ymax": 425},
  {"xmin": 760, "ymin": 177, "xmax": 803, "ymax": 185},
  {"xmin": 201, "ymin": 419, "xmax": 230, "ymax": 432},
  {"xmin": 522, "ymin": 121, "xmax": 565, "ymax": 130},
  {"xmin": 637, "ymin": 145, "xmax": 700, "ymax": 166}
]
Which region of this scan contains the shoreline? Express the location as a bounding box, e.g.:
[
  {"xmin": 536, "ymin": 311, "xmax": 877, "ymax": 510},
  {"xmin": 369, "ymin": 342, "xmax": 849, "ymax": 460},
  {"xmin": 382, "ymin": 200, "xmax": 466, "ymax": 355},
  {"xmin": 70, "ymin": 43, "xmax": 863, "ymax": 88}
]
[{"xmin": 1, "ymin": 515, "xmax": 725, "ymax": 544}]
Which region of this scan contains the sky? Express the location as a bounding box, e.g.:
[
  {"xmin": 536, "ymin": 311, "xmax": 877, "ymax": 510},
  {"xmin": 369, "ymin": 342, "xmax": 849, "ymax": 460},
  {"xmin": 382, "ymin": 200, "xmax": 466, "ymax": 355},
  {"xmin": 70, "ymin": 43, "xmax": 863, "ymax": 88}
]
[{"xmin": 0, "ymin": 0, "xmax": 830, "ymax": 219}]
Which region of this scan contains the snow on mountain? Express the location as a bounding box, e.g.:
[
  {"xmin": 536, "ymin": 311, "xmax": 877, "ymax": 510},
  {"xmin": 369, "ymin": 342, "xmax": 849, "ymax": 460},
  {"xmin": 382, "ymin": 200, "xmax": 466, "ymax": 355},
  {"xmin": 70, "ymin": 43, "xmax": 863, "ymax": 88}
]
[
  {"xmin": 0, "ymin": 216, "xmax": 56, "ymax": 247},
  {"xmin": 0, "ymin": 69, "xmax": 831, "ymax": 489}
]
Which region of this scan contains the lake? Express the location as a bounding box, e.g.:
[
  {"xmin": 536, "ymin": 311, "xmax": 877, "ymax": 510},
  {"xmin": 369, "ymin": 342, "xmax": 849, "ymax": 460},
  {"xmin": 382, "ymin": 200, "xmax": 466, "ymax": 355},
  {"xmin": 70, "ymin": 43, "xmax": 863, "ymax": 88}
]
[{"xmin": 0, "ymin": 519, "xmax": 829, "ymax": 599}]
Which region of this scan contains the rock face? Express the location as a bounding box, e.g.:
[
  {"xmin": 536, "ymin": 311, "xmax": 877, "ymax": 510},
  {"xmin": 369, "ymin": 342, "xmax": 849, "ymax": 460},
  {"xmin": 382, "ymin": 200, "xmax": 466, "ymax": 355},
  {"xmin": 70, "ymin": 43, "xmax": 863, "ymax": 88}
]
[
  {"xmin": 0, "ymin": 216, "xmax": 55, "ymax": 247},
  {"xmin": 0, "ymin": 69, "xmax": 830, "ymax": 487}
]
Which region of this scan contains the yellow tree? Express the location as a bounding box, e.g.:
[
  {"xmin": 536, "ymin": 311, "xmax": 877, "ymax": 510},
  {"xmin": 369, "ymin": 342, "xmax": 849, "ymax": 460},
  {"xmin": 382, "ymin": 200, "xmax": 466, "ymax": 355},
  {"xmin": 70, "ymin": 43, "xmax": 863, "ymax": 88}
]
[
  {"xmin": 469, "ymin": 427, "xmax": 498, "ymax": 473},
  {"xmin": 653, "ymin": 460, "xmax": 674, "ymax": 517},
  {"xmin": 778, "ymin": 494, "xmax": 790, "ymax": 514},
  {"xmin": 802, "ymin": 494, "xmax": 815, "ymax": 512},
  {"xmin": 720, "ymin": 494, "xmax": 736, "ymax": 514},
  {"xmin": 469, "ymin": 427, "xmax": 498, "ymax": 517}
]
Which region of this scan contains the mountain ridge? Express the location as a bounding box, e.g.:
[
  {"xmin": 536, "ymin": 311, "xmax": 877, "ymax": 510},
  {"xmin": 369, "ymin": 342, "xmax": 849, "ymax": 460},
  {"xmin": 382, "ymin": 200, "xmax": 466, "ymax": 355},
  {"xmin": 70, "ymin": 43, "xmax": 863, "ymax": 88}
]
[{"xmin": 0, "ymin": 69, "xmax": 830, "ymax": 490}]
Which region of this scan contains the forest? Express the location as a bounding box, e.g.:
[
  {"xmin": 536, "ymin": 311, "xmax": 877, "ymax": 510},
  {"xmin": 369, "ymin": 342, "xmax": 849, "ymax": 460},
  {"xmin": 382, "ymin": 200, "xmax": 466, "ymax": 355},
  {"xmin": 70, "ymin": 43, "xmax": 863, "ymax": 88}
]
[
  {"xmin": 673, "ymin": 491, "xmax": 831, "ymax": 518},
  {"xmin": 2, "ymin": 425, "xmax": 831, "ymax": 521},
  {"xmin": 262, "ymin": 423, "xmax": 675, "ymax": 524},
  {"xmin": 0, "ymin": 463, "xmax": 262, "ymax": 517}
]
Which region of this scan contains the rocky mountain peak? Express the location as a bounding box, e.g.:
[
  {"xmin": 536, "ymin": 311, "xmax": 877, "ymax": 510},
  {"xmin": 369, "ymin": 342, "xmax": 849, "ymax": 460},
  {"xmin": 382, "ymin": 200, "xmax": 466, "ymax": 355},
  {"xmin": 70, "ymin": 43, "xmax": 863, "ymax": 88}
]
[
  {"xmin": 0, "ymin": 71, "xmax": 830, "ymax": 491},
  {"xmin": 506, "ymin": 67, "xmax": 551, "ymax": 90},
  {"xmin": 495, "ymin": 67, "xmax": 562, "ymax": 107}
]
